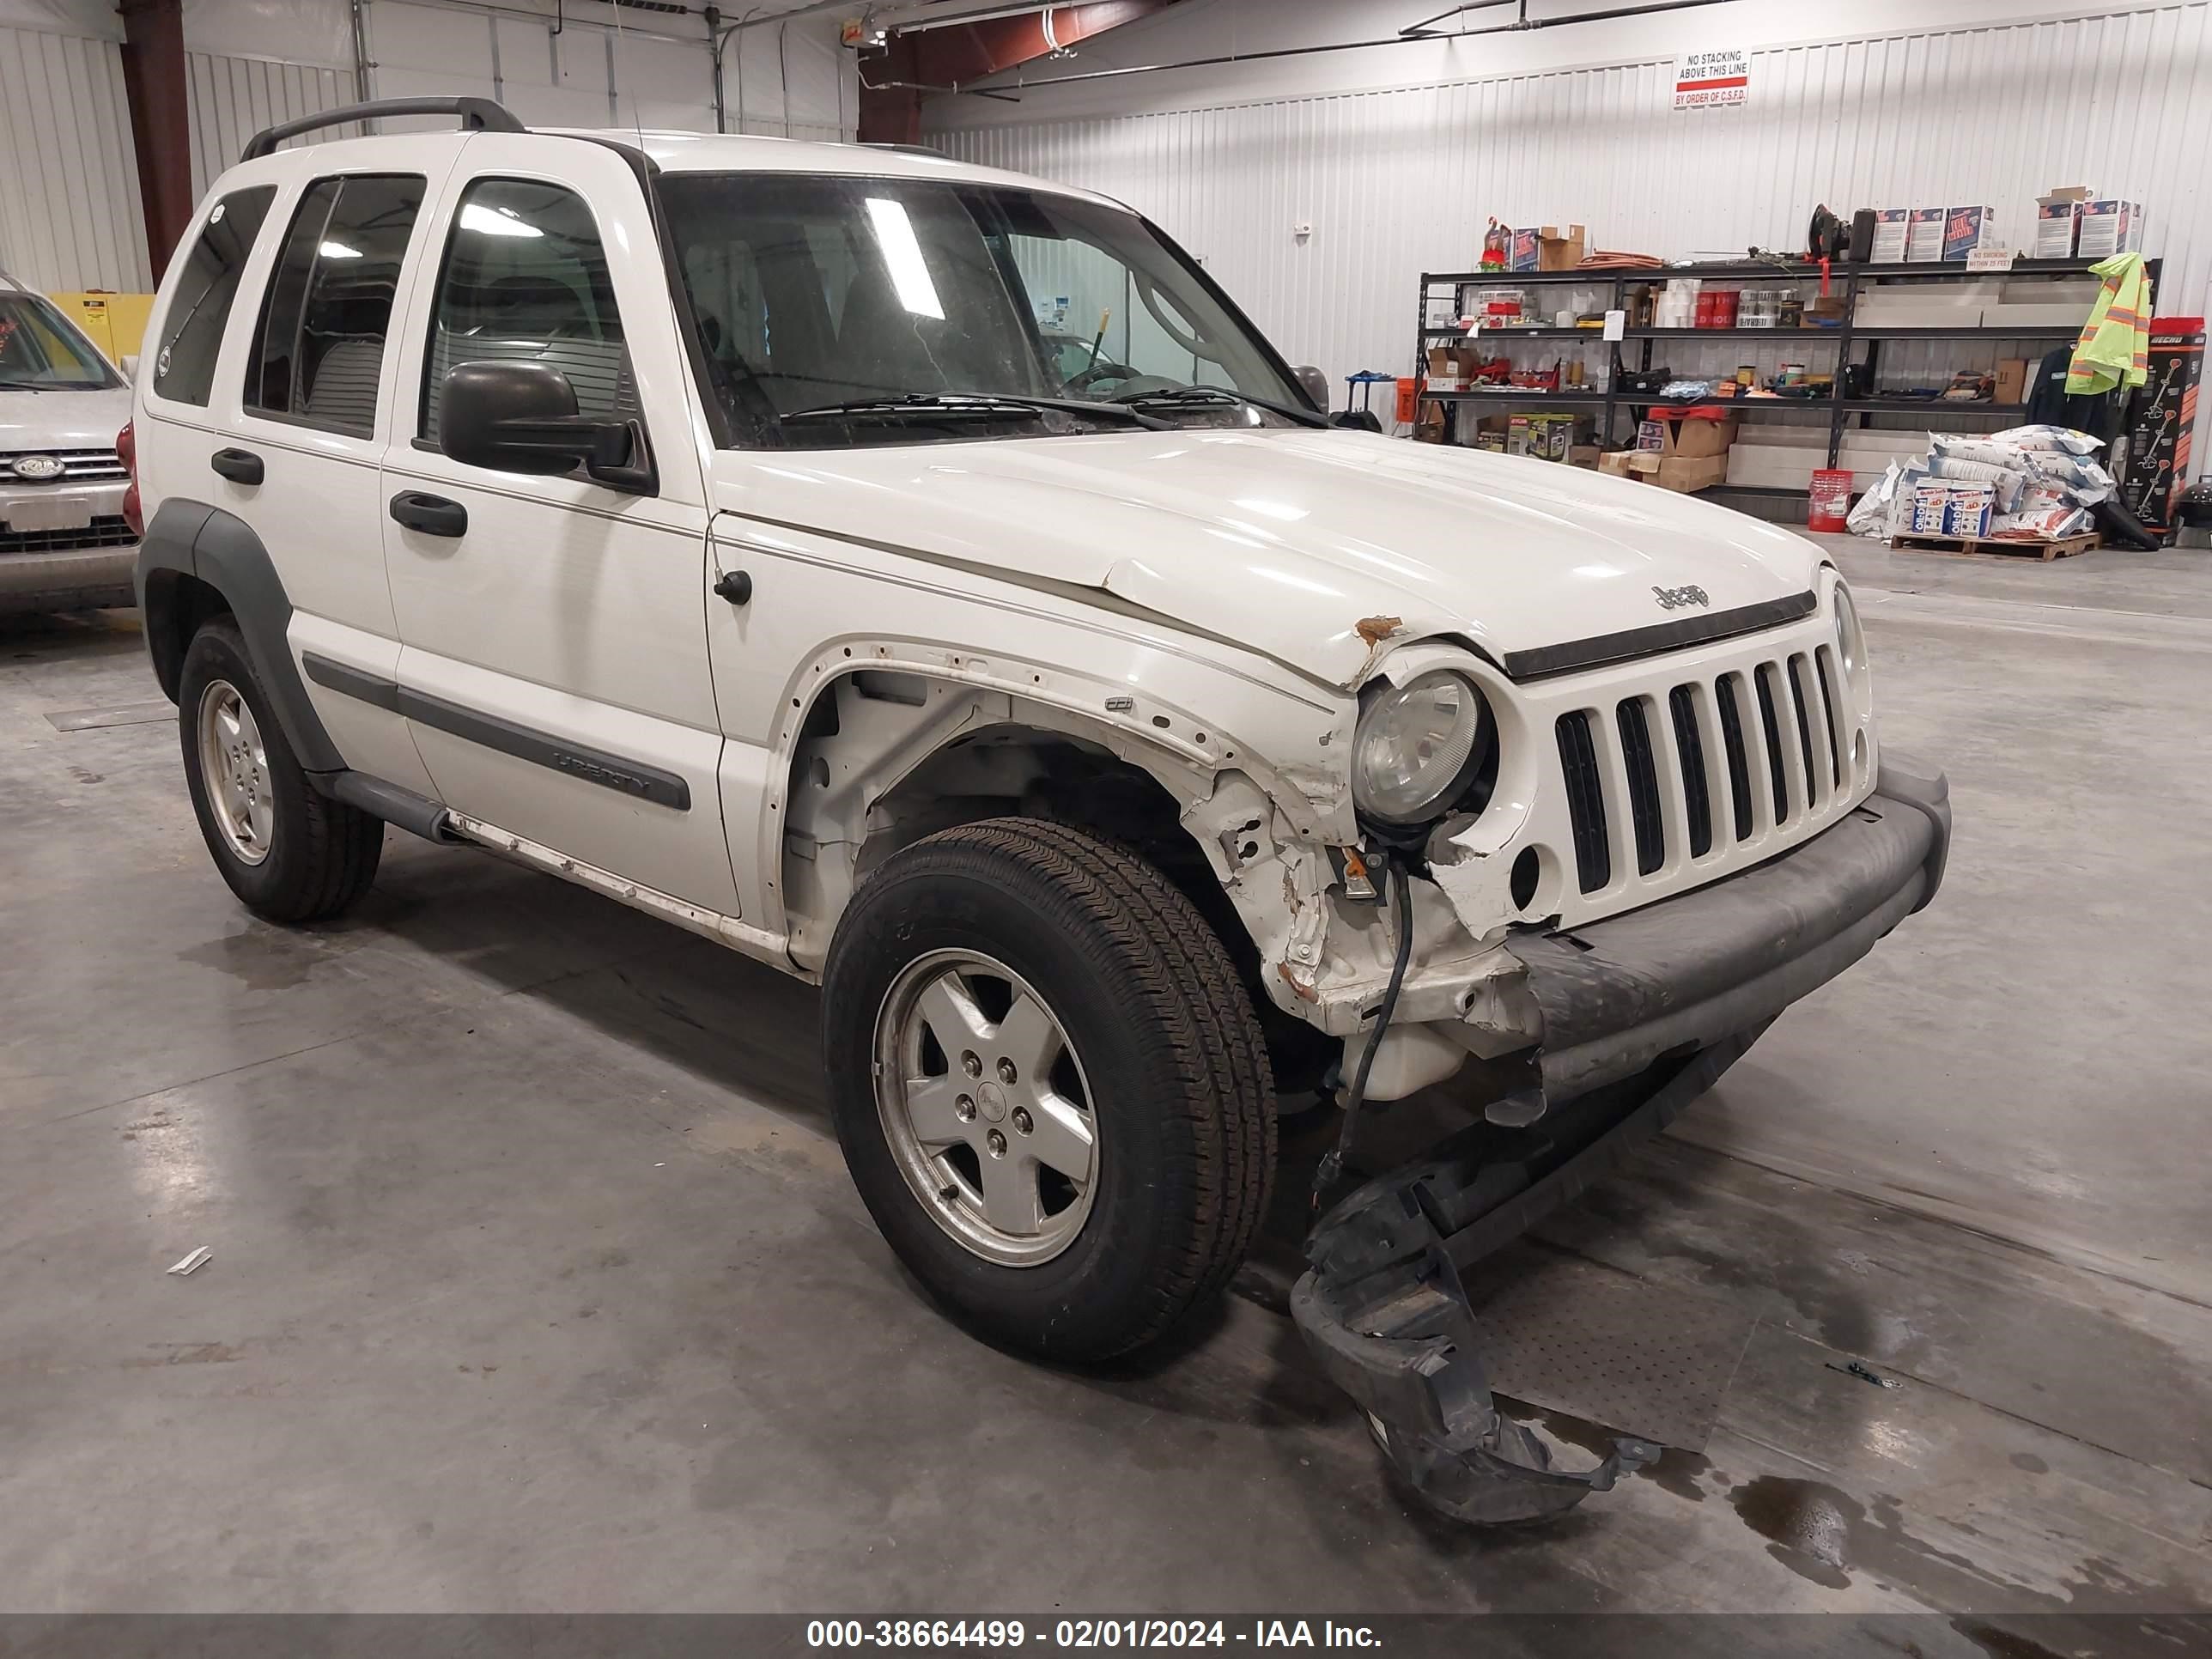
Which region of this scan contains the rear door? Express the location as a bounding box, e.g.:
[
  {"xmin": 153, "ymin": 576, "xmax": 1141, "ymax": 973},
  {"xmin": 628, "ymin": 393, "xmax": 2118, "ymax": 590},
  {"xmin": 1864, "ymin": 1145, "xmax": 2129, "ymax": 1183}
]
[
  {"xmin": 222, "ymin": 162, "xmax": 451, "ymax": 798},
  {"xmin": 380, "ymin": 134, "xmax": 736, "ymax": 915}
]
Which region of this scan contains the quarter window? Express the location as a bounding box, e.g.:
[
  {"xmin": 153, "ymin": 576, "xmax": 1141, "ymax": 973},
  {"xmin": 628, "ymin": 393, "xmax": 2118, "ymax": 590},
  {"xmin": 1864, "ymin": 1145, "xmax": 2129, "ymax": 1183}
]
[
  {"xmin": 149, "ymin": 185, "xmax": 276, "ymax": 406},
  {"xmin": 421, "ymin": 179, "xmax": 631, "ymax": 448},
  {"xmin": 246, "ymin": 173, "xmax": 425, "ymax": 435}
]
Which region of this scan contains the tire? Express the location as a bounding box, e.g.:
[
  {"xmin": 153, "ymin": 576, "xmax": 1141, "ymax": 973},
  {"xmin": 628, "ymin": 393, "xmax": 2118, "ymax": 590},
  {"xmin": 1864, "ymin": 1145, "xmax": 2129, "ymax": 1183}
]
[
  {"xmin": 823, "ymin": 817, "xmax": 1275, "ymax": 1364},
  {"xmin": 178, "ymin": 616, "xmax": 382, "ymax": 924}
]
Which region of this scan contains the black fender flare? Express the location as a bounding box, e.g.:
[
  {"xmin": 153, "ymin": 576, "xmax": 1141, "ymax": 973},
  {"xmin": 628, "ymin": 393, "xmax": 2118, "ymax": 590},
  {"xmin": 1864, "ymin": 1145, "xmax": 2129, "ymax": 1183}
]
[{"xmin": 135, "ymin": 497, "xmax": 344, "ymax": 774}]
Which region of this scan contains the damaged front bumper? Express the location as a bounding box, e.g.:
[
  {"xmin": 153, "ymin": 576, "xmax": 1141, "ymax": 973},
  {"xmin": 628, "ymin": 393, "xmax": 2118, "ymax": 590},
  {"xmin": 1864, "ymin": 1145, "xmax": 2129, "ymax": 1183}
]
[{"xmin": 1291, "ymin": 755, "xmax": 1951, "ymax": 1524}]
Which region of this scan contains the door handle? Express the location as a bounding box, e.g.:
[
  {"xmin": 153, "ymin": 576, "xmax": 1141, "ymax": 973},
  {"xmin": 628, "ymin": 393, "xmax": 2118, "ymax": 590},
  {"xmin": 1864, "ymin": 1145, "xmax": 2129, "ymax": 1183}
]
[
  {"xmin": 389, "ymin": 491, "xmax": 468, "ymax": 538},
  {"xmin": 210, "ymin": 447, "xmax": 264, "ymax": 486},
  {"xmin": 712, "ymin": 568, "xmax": 753, "ymax": 605}
]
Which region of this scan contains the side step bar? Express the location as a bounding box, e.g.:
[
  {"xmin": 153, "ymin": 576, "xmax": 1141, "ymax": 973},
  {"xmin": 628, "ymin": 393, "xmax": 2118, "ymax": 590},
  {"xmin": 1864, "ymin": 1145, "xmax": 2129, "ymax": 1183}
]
[{"xmin": 318, "ymin": 769, "xmax": 459, "ymax": 843}]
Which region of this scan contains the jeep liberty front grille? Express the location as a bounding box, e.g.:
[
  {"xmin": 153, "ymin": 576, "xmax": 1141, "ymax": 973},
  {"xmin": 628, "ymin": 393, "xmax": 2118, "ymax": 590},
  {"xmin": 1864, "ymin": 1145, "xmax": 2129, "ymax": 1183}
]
[{"xmin": 1556, "ymin": 645, "xmax": 1852, "ymax": 896}]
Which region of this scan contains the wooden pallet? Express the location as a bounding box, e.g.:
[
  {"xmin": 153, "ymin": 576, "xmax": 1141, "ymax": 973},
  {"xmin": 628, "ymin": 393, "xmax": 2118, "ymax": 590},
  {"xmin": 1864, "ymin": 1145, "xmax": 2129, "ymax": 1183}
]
[{"xmin": 1891, "ymin": 530, "xmax": 2100, "ymax": 562}]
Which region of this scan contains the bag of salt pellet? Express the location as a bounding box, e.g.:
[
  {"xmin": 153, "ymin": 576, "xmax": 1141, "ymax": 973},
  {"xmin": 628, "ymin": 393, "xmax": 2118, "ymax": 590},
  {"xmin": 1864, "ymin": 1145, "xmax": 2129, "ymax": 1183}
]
[
  {"xmin": 1989, "ymin": 424, "xmax": 2103, "ymax": 456},
  {"xmin": 1925, "ymin": 453, "xmax": 2029, "ymax": 511}
]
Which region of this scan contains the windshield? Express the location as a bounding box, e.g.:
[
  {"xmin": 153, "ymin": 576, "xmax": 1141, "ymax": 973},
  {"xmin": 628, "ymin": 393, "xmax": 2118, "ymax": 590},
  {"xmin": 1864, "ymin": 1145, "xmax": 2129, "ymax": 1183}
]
[
  {"xmin": 658, "ymin": 173, "xmax": 1308, "ymax": 447},
  {"xmin": 0, "ymin": 294, "xmax": 122, "ymax": 389}
]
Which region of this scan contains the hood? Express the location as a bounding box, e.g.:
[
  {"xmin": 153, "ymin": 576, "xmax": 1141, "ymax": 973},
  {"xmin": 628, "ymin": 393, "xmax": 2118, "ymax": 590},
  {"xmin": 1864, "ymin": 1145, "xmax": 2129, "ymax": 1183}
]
[
  {"xmin": 712, "ymin": 427, "xmax": 1825, "ymax": 687},
  {"xmin": 0, "ymin": 386, "xmax": 132, "ymax": 453}
]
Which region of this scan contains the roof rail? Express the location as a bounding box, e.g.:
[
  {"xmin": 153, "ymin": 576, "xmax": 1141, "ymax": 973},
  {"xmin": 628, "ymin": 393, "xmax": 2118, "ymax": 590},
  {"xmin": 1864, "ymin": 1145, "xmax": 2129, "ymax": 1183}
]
[
  {"xmin": 240, "ymin": 97, "xmax": 525, "ymax": 163},
  {"xmin": 860, "ymin": 142, "xmax": 946, "ymax": 159}
]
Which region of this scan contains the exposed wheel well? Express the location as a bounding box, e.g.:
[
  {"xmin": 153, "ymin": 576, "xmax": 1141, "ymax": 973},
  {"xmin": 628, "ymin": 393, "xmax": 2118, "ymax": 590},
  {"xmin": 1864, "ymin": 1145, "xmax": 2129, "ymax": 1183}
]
[
  {"xmin": 780, "ymin": 671, "xmax": 1332, "ymax": 1092},
  {"xmin": 141, "ymin": 569, "xmax": 234, "ymax": 703}
]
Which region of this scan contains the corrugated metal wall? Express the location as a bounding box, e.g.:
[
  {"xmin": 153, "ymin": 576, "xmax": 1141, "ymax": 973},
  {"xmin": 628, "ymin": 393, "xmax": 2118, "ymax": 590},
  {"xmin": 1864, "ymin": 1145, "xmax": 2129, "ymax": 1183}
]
[
  {"xmin": 186, "ymin": 52, "xmax": 361, "ymax": 200},
  {"xmin": 931, "ymin": 5, "xmax": 2212, "ymax": 411},
  {"xmin": 0, "ymin": 23, "xmax": 150, "ymax": 291}
]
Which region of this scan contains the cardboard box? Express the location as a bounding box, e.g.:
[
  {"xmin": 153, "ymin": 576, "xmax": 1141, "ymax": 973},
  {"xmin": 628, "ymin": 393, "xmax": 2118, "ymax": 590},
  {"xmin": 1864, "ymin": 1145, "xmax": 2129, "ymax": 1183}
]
[
  {"xmin": 1638, "ymin": 415, "xmax": 1737, "ymax": 459},
  {"xmin": 2077, "ymin": 200, "xmax": 2143, "ymax": 258},
  {"xmin": 1509, "ymin": 412, "xmax": 1586, "ymax": 461},
  {"xmin": 1908, "ymin": 480, "xmax": 1950, "ymax": 534},
  {"xmin": 1650, "ymin": 453, "xmax": 1729, "ymax": 494},
  {"xmin": 1425, "ymin": 344, "xmax": 1484, "ymax": 391},
  {"xmin": 2033, "ymin": 188, "xmax": 2089, "ymax": 258},
  {"xmin": 1906, "ymin": 208, "xmax": 1948, "ymax": 262},
  {"xmin": 1568, "ymin": 445, "xmax": 1601, "ymax": 469},
  {"xmin": 1597, "ymin": 449, "xmax": 1644, "ymax": 479},
  {"xmin": 1943, "ymin": 206, "xmax": 1997, "ymax": 262},
  {"xmin": 1537, "ymin": 224, "xmax": 1587, "ymax": 271},
  {"xmin": 1508, "ymin": 228, "xmax": 1542, "ymax": 272},
  {"xmin": 1994, "ymin": 357, "xmax": 2028, "ymax": 404},
  {"xmin": 1943, "ymin": 483, "xmax": 1996, "ymax": 538},
  {"xmin": 1869, "ymin": 208, "xmax": 1910, "ymax": 264}
]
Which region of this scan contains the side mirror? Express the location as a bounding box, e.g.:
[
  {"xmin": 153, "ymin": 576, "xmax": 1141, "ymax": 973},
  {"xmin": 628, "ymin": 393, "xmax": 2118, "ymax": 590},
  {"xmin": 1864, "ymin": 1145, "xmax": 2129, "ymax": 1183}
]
[
  {"xmin": 438, "ymin": 361, "xmax": 653, "ymax": 491},
  {"xmin": 1291, "ymin": 364, "xmax": 1331, "ymax": 411}
]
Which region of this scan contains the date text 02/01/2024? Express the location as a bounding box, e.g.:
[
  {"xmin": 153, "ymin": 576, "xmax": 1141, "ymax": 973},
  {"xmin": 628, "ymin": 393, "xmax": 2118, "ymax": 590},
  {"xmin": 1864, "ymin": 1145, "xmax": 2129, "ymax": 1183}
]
[{"xmin": 804, "ymin": 1619, "xmax": 1382, "ymax": 1649}]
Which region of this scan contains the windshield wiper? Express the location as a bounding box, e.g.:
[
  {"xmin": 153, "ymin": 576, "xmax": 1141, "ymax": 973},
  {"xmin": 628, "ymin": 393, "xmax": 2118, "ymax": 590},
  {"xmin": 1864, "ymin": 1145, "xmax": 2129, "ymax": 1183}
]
[
  {"xmin": 781, "ymin": 392, "xmax": 1173, "ymax": 431},
  {"xmin": 1108, "ymin": 384, "xmax": 1331, "ymax": 428}
]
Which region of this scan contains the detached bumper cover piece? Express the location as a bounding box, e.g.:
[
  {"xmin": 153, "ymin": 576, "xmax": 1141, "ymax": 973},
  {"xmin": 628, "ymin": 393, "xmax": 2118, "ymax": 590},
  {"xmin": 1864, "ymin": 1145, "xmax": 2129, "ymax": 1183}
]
[{"xmin": 1294, "ymin": 755, "xmax": 1950, "ymax": 1524}]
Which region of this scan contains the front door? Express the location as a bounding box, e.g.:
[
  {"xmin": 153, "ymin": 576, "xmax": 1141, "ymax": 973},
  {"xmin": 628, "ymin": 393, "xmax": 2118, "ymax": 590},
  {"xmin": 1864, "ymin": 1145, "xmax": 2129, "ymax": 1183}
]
[{"xmin": 380, "ymin": 135, "xmax": 737, "ymax": 915}]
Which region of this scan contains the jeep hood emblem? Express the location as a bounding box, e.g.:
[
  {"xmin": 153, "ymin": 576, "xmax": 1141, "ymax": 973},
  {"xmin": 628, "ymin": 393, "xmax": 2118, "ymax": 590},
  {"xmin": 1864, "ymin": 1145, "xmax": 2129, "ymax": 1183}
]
[{"xmin": 1653, "ymin": 584, "xmax": 1711, "ymax": 611}]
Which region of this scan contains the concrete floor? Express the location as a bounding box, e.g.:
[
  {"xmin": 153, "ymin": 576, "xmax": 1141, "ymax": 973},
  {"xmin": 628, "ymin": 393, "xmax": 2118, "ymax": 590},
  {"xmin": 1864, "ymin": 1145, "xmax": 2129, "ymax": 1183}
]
[{"xmin": 1, "ymin": 534, "xmax": 2207, "ymax": 1619}]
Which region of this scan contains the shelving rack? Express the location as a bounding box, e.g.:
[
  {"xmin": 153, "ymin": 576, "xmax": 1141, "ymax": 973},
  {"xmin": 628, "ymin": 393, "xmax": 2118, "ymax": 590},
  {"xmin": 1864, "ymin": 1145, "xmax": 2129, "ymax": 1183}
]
[{"xmin": 1413, "ymin": 256, "xmax": 2157, "ymax": 501}]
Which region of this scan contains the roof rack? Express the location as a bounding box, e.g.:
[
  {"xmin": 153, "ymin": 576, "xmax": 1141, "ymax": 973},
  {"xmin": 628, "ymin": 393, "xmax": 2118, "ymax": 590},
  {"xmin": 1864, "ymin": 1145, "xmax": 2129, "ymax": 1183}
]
[
  {"xmin": 240, "ymin": 97, "xmax": 525, "ymax": 163},
  {"xmin": 860, "ymin": 142, "xmax": 946, "ymax": 159}
]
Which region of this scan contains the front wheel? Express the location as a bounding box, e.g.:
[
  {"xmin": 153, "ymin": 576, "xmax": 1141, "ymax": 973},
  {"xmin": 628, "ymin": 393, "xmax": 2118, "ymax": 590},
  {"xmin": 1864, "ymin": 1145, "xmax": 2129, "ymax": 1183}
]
[{"xmin": 823, "ymin": 817, "xmax": 1275, "ymax": 1363}]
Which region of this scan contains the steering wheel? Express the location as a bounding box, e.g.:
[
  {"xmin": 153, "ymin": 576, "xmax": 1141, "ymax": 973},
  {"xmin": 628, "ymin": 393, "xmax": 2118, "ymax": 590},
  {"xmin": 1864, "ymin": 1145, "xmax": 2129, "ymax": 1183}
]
[{"xmin": 1059, "ymin": 358, "xmax": 1140, "ymax": 393}]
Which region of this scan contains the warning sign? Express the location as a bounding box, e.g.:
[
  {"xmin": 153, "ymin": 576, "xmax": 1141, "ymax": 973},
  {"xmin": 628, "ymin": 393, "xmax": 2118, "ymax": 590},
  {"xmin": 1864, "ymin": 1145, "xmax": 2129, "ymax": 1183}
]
[{"xmin": 1674, "ymin": 49, "xmax": 1749, "ymax": 110}]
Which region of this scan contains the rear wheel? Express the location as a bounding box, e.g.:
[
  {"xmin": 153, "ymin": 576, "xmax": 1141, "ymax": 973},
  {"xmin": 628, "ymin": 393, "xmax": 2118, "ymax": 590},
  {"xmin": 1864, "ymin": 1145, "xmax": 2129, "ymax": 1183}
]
[
  {"xmin": 179, "ymin": 617, "xmax": 382, "ymax": 923},
  {"xmin": 823, "ymin": 817, "xmax": 1274, "ymax": 1363}
]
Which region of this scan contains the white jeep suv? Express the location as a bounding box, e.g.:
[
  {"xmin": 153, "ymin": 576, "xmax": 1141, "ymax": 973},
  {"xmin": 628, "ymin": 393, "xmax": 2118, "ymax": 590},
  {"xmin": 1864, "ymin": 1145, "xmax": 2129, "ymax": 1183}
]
[{"xmin": 131, "ymin": 100, "xmax": 1948, "ymax": 1516}]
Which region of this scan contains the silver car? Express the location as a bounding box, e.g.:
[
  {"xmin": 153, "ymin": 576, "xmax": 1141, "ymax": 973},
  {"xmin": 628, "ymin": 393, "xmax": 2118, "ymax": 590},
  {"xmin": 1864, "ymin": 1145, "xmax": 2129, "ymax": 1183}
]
[{"xmin": 0, "ymin": 272, "xmax": 137, "ymax": 614}]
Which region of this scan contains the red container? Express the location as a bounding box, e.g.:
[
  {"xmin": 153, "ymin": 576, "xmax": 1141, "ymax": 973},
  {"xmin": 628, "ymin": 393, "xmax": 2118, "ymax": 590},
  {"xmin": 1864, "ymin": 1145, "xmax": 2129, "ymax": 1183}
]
[
  {"xmin": 1808, "ymin": 468, "xmax": 1853, "ymax": 532},
  {"xmin": 1715, "ymin": 288, "xmax": 1741, "ymax": 328},
  {"xmin": 1694, "ymin": 290, "xmax": 1718, "ymax": 328}
]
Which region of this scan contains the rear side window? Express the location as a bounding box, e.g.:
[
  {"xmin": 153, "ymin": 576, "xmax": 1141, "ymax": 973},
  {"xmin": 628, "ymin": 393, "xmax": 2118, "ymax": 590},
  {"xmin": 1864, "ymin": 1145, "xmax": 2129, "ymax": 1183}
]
[
  {"xmin": 246, "ymin": 173, "xmax": 425, "ymax": 436},
  {"xmin": 150, "ymin": 185, "xmax": 276, "ymax": 406},
  {"xmin": 420, "ymin": 178, "xmax": 631, "ymax": 447}
]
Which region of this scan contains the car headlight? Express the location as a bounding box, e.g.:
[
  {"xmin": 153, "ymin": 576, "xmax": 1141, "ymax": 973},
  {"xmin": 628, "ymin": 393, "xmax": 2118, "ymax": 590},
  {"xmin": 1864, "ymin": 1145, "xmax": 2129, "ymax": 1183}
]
[
  {"xmin": 1352, "ymin": 670, "xmax": 1497, "ymax": 826},
  {"xmin": 1833, "ymin": 580, "xmax": 1868, "ymax": 681}
]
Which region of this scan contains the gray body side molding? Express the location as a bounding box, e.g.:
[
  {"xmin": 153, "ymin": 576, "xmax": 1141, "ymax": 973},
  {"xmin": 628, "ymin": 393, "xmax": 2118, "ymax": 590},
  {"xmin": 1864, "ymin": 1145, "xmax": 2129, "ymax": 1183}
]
[{"xmin": 136, "ymin": 497, "xmax": 344, "ymax": 774}]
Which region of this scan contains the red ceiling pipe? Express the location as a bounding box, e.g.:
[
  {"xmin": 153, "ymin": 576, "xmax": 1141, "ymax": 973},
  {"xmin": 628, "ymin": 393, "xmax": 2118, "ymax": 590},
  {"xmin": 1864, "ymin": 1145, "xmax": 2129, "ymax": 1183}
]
[
  {"xmin": 118, "ymin": 0, "xmax": 195, "ymax": 283},
  {"xmin": 859, "ymin": 2, "xmax": 1184, "ymax": 145}
]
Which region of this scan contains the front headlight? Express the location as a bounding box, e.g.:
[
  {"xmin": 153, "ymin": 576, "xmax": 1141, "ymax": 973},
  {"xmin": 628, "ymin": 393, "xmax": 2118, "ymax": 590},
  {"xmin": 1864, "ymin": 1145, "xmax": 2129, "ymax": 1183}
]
[
  {"xmin": 1352, "ymin": 670, "xmax": 1497, "ymax": 826},
  {"xmin": 1833, "ymin": 580, "xmax": 1868, "ymax": 681}
]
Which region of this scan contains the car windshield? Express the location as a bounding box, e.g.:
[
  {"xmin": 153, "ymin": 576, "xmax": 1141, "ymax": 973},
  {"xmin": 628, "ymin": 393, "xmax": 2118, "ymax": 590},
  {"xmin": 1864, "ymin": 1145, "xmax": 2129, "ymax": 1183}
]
[
  {"xmin": 0, "ymin": 293, "xmax": 121, "ymax": 389},
  {"xmin": 658, "ymin": 172, "xmax": 1309, "ymax": 447}
]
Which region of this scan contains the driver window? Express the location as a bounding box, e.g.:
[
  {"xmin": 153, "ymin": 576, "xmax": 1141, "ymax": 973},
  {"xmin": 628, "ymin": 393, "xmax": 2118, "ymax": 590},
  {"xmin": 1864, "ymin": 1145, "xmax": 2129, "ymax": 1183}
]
[
  {"xmin": 1004, "ymin": 232, "xmax": 1204, "ymax": 391},
  {"xmin": 422, "ymin": 178, "xmax": 633, "ymax": 446}
]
